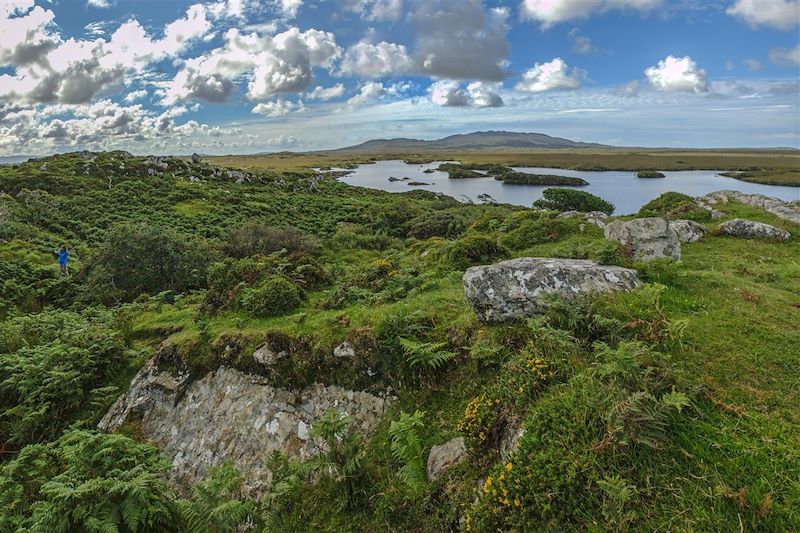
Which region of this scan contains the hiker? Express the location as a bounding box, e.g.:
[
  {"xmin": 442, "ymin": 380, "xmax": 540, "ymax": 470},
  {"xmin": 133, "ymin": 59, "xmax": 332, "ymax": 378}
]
[{"xmin": 55, "ymin": 244, "xmax": 69, "ymax": 276}]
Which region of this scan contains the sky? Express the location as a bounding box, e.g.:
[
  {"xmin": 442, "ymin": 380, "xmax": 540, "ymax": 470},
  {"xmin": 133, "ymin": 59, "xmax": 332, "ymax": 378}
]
[{"xmin": 0, "ymin": 0, "xmax": 798, "ymax": 156}]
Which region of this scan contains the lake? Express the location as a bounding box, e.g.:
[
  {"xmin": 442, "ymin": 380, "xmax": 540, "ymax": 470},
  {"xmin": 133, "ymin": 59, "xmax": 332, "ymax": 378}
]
[{"xmin": 336, "ymin": 160, "xmax": 800, "ymax": 215}]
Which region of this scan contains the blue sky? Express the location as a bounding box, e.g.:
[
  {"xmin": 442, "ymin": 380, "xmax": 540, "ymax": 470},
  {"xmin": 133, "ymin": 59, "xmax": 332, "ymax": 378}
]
[{"xmin": 0, "ymin": 0, "xmax": 798, "ymax": 155}]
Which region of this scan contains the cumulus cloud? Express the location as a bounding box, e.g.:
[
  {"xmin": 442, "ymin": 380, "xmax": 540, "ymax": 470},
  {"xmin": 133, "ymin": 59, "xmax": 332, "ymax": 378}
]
[
  {"xmin": 87, "ymin": 0, "xmax": 110, "ymax": 7},
  {"xmin": 515, "ymin": 58, "xmax": 583, "ymax": 93},
  {"xmin": 252, "ymin": 98, "xmax": 303, "ymax": 116},
  {"xmin": 411, "ymin": 0, "xmax": 510, "ymax": 81},
  {"xmin": 339, "ymin": 40, "xmax": 412, "ymax": 78},
  {"xmin": 164, "ymin": 27, "xmax": 340, "ymax": 103},
  {"xmin": 769, "ymin": 45, "xmax": 800, "ymax": 67},
  {"xmin": 727, "ymin": 0, "xmax": 800, "ymax": 30},
  {"xmin": 430, "ymin": 80, "xmax": 503, "ymax": 107},
  {"xmin": 346, "ymin": 81, "xmax": 410, "ymax": 106},
  {"xmin": 278, "ymin": 0, "xmax": 303, "ymax": 18},
  {"xmin": 521, "ymin": 0, "xmax": 662, "ymax": 28},
  {"xmin": 342, "ymin": 0, "xmax": 405, "ymax": 21},
  {"xmin": 306, "ymin": 83, "xmax": 346, "ymax": 101},
  {"xmin": 645, "ymin": 55, "xmax": 708, "ymax": 93}
]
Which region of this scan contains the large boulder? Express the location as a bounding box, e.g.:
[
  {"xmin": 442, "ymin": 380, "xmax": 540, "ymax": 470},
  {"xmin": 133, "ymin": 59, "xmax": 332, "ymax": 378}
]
[
  {"xmin": 427, "ymin": 437, "xmax": 467, "ymax": 481},
  {"xmin": 670, "ymin": 220, "xmax": 706, "ymax": 243},
  {"xmin": 99, "ymin": 358, "xmax": 391, "ymax": 493},
  {"xmin": 717, "ymin": 219, "xmax": 791, "ymax": 241},
  {"xmin": 604, "ymin": 217, "xmax": 681, "ymax": 261},
  {"xmin": 463, "ymin": 258, "xmax": 641, "ymax": 322}
]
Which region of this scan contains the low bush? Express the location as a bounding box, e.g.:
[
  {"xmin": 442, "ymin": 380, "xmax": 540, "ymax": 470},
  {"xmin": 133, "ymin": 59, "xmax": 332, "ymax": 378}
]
[
  {"xmin": 550, "ymin": 240, "xmax": 625, "ymax": 265},
  {"xmin": 500, "ymin": 216, "xmax": 583, "ymax": 250},
  {"xmin": 533, "ymin": 188, "xmax": 615, "ymax": 215},
  {"xmin": 240, "ymin": 275, "xmax": 303, "ymax": 317},
  {"xmin": 638, "ymin": 192, "xmax": 711, "ymax": 221},
  {"xmin": 223, "ymin": 222, "xmax": 319, "ymax": 258},
  {"xmin": 407, "ymin": 210, "xmax": 468, "ymax": 240},
  {"xmin": 447, "ymin": 235, "xmax": 507, "ymax": 270}
]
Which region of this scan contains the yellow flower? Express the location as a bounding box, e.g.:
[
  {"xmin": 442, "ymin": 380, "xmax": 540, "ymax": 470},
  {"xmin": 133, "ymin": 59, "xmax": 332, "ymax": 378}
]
[
  {"xmin": 505, "ymin": 462, "xmax": 513, "ymax": 472},
  {"xmin": 514, "ymin": 499, "xmax": 521, "ymax": 508}
]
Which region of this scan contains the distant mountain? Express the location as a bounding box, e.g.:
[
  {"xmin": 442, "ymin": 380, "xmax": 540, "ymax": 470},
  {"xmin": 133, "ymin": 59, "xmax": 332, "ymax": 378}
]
[
  {"xmin": 328, "ymin": 131, "xmax": 612, "ymax": 153},
  {"xmin": 0, "ymin": 155, "xmax": 36, "ymax": 165}
]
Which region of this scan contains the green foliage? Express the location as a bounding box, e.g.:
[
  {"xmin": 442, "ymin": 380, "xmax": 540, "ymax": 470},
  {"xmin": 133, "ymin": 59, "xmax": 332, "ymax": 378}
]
[
  {"xmin": 533, "ymin": 187, "xmax": 615, "ymax": 215},
  {"xmin": 176, "ymin": 461, "xmax": 260, "ymax": 533},
  {"xmin": 447, "ymin": 234, "xmax": 507, "ymax": 269},
  {"xmin": 399, "ymin": 337, "xmax": 457, "ymax": 370},
  {"xmin": 407, "ymin": 210, "xmax": 469, "ymax": 239},
  {"xmin": 240, "ymin": 275, "xmax": 303, "ymax": 317},
  {"xmin": 550, "ymin": 239, "xmax": 625, "ymax": 265},
  {"xmin": 0, "ymin": 309, "xmax": 134, "ymax": 447},
  {"xmin": 0, "ymin": 430, "xmax": 176, "ymax": 532},
  {"xmin": 637, "ymin": 191, "xmax": 711, "ymax": 221},
  {"xmin": 598, "ymin": 474, "xmax": 639, "ymax": 531},
  {"xmin": 310, "ymin": 409, "xmax": 366, "ymax": 508},
  {"xmin": 79, "ymin": 223, "xmax": 214, "ymax": 304},
  {"xmin": 388, "ymin": 410, "xmax": 427, "ymax": 493},
  {"xmin": 500, "ymin": 214, "xmax": 583, "ymax": 250}
]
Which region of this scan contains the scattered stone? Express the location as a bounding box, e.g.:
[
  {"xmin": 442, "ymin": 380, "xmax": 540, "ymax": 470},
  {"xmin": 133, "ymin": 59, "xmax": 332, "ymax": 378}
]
[
  {"xmin": 499, "ymin": 426, "xmax": 526, "ymax": 461},
  {"xmin": 604, "ymin": 217, "xmax": 681, "ymax": 262},
  {"xmin": 463, "ymin": 258, "xmax": 641, "ymax": 322},
  {"xmin": 191, "ymin": 153, "xmax": 202, "ymax": 164},
  {"xmin": 670, "ymin": 220, "xmax": 706, "ymax": 243},
  {"xmin": 558, "ymin": 210, "xmax": 608, "ymax": 228},
  {"xmin": 700, "ymin": 190, "xmax": 800, "ymax": 225},
  {"xmin": 717, "ymin": 219, "xmax": 791, "ymax": 241},
  {"xmin": 39, "ymin": 163, "xmax": 47, "ymax": 171},
  {"xmin": 99, "ymin": 362, "xmax": 390, "ymax": 493},
  {"xmin": 253, "ymin": 343, "xmax": 287, "ymax": 366},
  {"xmin": 426, "ymin": 437, "xmax": 467, "ymax": 481},
  {"xmin": 333, "ymin": 341, "xmax": 356, "ymax": 358}
]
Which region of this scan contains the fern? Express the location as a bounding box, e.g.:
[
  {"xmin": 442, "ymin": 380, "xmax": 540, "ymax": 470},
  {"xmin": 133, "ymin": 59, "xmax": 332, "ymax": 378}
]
[
  {"xmin": 399, "ymin": 337, "xmax": 456, "ymax": 370},
  {"xmin": 310, "ymin": 409, "xmax": 366, "ymax": 507},
  {"xmin": 388, "ymin": 410, "xmax": 427, "ymax": 493}
]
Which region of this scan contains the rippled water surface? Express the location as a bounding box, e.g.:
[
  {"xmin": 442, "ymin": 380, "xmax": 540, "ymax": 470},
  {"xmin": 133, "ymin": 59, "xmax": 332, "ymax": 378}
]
[{"xmin": 336, "ymin": 160, "xmax": 800, "ymax": 214}]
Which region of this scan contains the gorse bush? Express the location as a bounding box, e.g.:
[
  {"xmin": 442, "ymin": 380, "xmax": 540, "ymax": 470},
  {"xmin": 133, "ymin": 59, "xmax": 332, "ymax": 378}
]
[
  {"xmin": 447, "ymin": 234, "xmax": 507, "ymax": 269},
  {"xmin": 240, "ymin": 275, "xmax": 303, "ymax": 317},
  {"xmin": 223, "ymin": 221, "xmax": 319, "ymax": 258},
  {"xmin": 533, "ymin": 188, "xmax": 615, "ymax": 215}
]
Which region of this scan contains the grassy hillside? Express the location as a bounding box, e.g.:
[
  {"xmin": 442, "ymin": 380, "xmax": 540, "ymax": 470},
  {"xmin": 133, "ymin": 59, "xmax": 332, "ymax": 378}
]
[{"xmin": 0, "ymin": 152, "xmax": 798, "ymax": 531}]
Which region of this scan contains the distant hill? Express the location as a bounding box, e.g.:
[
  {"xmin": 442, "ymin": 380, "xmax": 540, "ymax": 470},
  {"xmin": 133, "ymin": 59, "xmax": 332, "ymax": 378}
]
[
  {"xmin": 0, "ymin": 155, "xmax": 36, "ymax": 165},
  {"xmin": 327, "ymin": 131, "xmax": 612, "ymax": 153}
]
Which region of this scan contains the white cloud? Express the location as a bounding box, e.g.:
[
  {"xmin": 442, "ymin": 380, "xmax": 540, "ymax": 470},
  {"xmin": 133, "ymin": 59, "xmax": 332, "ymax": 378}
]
[
  {"xmin": 727, "ymin": 0, "xmax": 800, "ymax": 30},
  {"xmin": 278, "ymin": 0, "xmax": 303, "ymax": 18},
  {"xmin": 521, "ymin": 0, "xmax": 662, "ymax": 28},
  {"xmin": 645, "ymin": 55, "xmax": 708, "ymax": 93},
  {"xmin": 515, "ymin": 58, "xmax": 583, "ymax": 93},
  {"xmin": 124, "ymin": 89, "xmax": 148, "ymax": 102},
  {"xmin": 412, "ymin": 0, "xmax": 510, "ymax": 81},
  {"xmin": 743, "ymin": 58, "xmax": 762, "ymax": 71},
  {"xmin": 568, "ymin": 28, "xmax": 595, "ymax": 54},
  {"xmin": 342, "ymin": 0, "xmax": 405, "ymax": 21},
  {"xmin": 252, "ymin": 98, "xmax": 303, "ymax": 116},
  {"xmin": 769, "ymin": 45, "xmax": 800, "ymax": 67},
  {"xmin": 87, "ymin": 0, "xmax": 110, "ymax": 7},
  {"xmin": 429, "ymin": 80, "xmax": 503, "ymax": 107},
  {"xmin": 164, "ymin": 27, "xmax": 340, "ymax": 104},
  {"xmin": 346, "ymin": 81, "xmax": 410, "ymax": 106},
  {"xmin": 306, "ymin": 83, "xmax": 346, "ymax": 101},
  {"xmin": 339, "ymin": 40, "xmax": 412, "ymax": 78},
  {"xmin": 614, "ymin": 80, "xmax": 640, "ymax": 97}
]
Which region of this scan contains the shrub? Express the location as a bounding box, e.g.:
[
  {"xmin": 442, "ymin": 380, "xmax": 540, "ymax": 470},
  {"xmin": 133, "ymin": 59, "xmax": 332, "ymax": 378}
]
[
  {"xmin": 638, "ymin": 192, "xmax": 711, "ymax": 221},
  {"xmin": 533, "ymin": 188, "xmax": 615, "ymax": 215},
  {"xmin": 550, "ymin": 240, "xmax": 625, "ymax": 266},
  {"xmin": 223, "ymin": 222, "xmax": 319, "ymax": 258},
  {"xmin": 407, "ymin": 210, "xmax": 468, "ymax": 240},
  {"xmin": 80, "ymin": 223, "xmax": 215, "ymax": 304},
  {"xmin": 447, "ymin": 235, "xmax": 507, "ymax": 270},
  {"xmin": 500, "ymin": 216, "xmax": 582, "ymax": 250},
  {"xmin": 240, "ymin": 275, "xmax": 303, "ymax": 317}
]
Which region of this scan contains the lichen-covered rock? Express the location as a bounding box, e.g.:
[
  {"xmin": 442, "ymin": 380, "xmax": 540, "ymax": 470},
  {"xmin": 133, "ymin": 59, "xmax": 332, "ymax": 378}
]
[
  {"xmin": 99, "ymin": 362, "xmax": 390, "ymax": 492},
  {"xmin": 333, "ymin": 341, "xmax": 356, "ymax": 358},
  {"xmin": 427, "ymin": 437, "xmax": 467, "ymax": 481},
  {"xmin": 700, "ymin": 191, "xmax": 800, "ymax": 225},
  {"xmin": 717, "ymin": 219, "xmax": 791, "ymax": 241},
  {"xmin": 670, "ymin": 220, "xmax": 706, "ymax": 243},
  {"xmin": 558, "ymin": 210, "xmax": 609, "ymax": 228},
  {"xmin": 253, "ymin": 343, "xmax": 287, "ymax": 366},
  {"xmin": 463, "ymin": 258, "xmax": 641, "ymax": 322},
  {"xmin": 604, "ymin": 217, "xmax": 681, "ymax": 261}
]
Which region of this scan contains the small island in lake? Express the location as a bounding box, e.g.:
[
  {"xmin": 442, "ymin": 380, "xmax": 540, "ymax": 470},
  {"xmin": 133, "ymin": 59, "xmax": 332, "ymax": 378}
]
[
  {"xmin": 637, "ymin": 170, "xmax": 666, "ymax": 178},
  {"xmin": 437, "ymin": 162, "xmax": 588, "ymax": 185}
]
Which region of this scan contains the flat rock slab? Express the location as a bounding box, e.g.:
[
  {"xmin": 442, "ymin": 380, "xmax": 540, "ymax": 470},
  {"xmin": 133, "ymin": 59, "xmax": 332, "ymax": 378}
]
[
  {"xmin": 604, "ymin": 217, "xmax": 681, "ymax": 262},
  {"xmin": 463, "ymin": 258, "xmax": 641, "ymax": 322},
  {"xmin": 427, "ymin": 437, "xmax": 467, "ymax": 481},
  {"xmin": 99, "ymin": 362, "xmax": 390, "ymax": 493},
  {"xmin": 717, "ymin": 219, "xmax": 791, "ymax": 241}
]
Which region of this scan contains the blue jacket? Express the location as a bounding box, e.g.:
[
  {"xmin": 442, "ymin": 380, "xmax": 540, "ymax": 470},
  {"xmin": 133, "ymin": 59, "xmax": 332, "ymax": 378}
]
[{"xmin": 58, "ymin": 249, "xmax": 69, "ymax": 265}]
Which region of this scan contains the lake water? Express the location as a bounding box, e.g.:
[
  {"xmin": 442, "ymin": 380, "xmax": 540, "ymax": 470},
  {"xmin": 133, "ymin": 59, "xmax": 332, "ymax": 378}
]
[{"xmin": 336, "ymin": 160, "xmax": 800, "ymax": 215}]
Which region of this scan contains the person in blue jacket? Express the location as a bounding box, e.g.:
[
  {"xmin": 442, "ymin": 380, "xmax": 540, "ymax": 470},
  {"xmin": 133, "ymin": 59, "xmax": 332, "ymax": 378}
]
[{"xmin": 56, "ymin": 244, "xmax": 69, "ymax": 276}]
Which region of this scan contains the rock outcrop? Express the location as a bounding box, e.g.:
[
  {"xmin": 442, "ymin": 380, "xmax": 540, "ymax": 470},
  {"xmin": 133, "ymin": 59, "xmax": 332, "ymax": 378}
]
[
  {"xmin": 463, "ymin": 258, "xmax": 641, "ymax": 322},
  {"xmin": 670, "ymin": 220, "xmax": 706, "ymax": 243},
  {"xmin": 99, "ymin": 358, "xmax": 390, "ymax": 492},
  {"xmin": 427, "ymin": 437, "xmax": 467, "ymax": 481},
  {"xmin": 604, "ymin": 217, "xmax": 681, "ymax": 261},
  {"xmin": 717, "ymin": 219, "xmax": 791, "ymax": 241},
  {"xmin": 699, "ymin": 191, "xmax": 800, "ymax": 225},
  {"xmin": 558, "ymin": 210, "xmax": 609, "ymax": 228}
]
